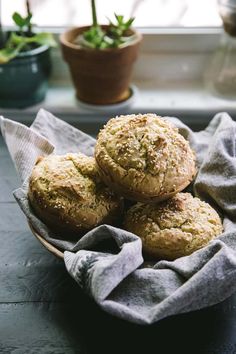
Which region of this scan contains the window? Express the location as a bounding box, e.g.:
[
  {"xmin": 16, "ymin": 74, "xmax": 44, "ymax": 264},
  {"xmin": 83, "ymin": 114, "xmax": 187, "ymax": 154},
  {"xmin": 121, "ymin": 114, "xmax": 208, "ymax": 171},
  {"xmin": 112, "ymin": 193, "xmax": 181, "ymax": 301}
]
[{"xmin": 1, "ymin": 0, "xmax": 222, "ymax": 28}]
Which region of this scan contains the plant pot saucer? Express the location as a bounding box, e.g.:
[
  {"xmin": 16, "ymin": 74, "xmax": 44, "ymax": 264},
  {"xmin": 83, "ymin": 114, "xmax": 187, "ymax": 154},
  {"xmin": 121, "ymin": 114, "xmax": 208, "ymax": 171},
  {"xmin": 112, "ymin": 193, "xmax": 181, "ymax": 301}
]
[{"xmin": 76, "ymin": 84, "xmax": 138, "ymax": 112}]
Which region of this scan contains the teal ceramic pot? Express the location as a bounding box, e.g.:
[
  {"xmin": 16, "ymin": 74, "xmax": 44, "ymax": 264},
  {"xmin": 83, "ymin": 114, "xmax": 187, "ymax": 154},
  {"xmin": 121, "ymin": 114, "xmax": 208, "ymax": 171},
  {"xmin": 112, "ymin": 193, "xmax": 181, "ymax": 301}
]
[{"xmin": 0, "ymin": 44, "xmax": 51, "ymax": 108}]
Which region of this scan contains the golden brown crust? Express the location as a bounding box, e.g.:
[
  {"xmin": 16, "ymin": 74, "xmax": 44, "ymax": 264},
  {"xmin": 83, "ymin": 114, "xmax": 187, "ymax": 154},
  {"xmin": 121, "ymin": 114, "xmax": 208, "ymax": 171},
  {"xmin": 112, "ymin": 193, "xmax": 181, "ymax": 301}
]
[
  {"xmin": 123, "ymin": 193, "xmax": 223, "ymax": 260},
  {"xmin": 95, "ymin": 114, "xmax": 196, "ymax": 202},
  {"xmin": 28, "ymin": 153, "xmax": 123, "ymax": 237}
]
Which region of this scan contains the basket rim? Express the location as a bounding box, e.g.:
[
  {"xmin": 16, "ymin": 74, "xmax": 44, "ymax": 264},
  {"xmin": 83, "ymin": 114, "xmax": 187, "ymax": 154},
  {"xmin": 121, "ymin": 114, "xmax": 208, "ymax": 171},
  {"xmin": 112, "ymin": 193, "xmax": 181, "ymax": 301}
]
[{"xmin": 28, "ymin": 222, "xmax": 64, "ymax": 260}]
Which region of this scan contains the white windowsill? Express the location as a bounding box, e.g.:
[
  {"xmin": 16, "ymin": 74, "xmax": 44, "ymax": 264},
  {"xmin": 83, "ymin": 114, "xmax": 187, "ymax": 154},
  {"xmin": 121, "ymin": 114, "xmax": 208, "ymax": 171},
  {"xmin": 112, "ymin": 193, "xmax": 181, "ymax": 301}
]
[{"xmin": 2, "ymin": 82, "xmax": 236, "ymax": 124}]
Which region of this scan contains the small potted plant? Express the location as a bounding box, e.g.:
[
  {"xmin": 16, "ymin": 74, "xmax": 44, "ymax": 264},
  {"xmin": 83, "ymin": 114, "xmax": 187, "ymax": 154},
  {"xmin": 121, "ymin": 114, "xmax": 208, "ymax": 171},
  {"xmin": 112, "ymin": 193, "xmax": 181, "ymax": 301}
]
[
  {"xmin": 60, "ymin": 0, "xmax": 142, "ymax": 105},
  {"xmin": 0, "ymin": 0, "xmax": 56, "ymax": 108}
]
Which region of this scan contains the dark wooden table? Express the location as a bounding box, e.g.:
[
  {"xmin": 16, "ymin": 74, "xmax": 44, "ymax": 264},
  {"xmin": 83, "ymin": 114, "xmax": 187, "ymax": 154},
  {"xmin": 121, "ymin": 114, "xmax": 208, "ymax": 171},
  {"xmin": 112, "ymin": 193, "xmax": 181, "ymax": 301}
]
[{"xmin": 1, "ymin": 134, "xmax": 236, "ymax": 354}]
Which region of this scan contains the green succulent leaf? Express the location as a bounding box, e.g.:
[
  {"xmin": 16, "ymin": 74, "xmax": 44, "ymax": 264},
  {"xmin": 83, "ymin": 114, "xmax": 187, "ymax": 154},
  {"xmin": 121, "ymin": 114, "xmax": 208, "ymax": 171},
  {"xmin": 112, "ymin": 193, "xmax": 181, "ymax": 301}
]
[
  {"xmin": 0, "ymin": 42, "xmax": 25, "ymax": 64},
  {"xmin": 8, "ymin": 32, "xmax": 57, "ymax": 48},
  {"xmin": 83, "ymin": 26, "xmax": 106, "ymax": 48},
  {"xmin": 25, "ymin": 13, "xmax": 33, "ymax": 27},
  {"xmin": 125, "ymin": 17, "xmax": 135, "ymax": 28},
  {"xmin": 115, "ymin": 14, "xmax": 124, "ymax": 25},
  {"xmin": 12, "ymin": 12, "xmax": 33, "ymax": 29},
  {"xmin": 32, "ymin": 33, "xmax": 57, "ymax": 47},
  {"xmin": 79, "ymin": 8, "xmax": 135, "ymax": 49},
  {"xmin": 0, "ymin": 31, "xmax": 56, "ymax": 64},
  {"xmin": 0, "ymin": 3, "xmax": 56, "ymax": 64},
  {"xmin": 9, "ymin": 32, "xmax": 24, "ymax": 45},
  {"xmin": 12, "ymin": 12, "xmax": 26, "ymax": 28}
]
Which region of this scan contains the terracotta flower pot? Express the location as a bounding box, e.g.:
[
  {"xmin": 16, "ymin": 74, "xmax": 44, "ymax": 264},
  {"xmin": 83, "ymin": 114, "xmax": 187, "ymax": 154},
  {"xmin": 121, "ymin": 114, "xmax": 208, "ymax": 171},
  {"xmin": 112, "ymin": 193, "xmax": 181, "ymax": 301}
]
[{"xmin": 60, "ymin": 26, "xmax": 142, "ymax": 105}]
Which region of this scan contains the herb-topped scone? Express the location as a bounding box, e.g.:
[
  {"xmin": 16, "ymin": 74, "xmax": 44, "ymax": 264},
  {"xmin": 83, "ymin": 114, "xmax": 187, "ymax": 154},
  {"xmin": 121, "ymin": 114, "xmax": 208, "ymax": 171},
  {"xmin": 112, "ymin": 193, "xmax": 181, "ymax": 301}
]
[
  {"xmin": 28, "ymin": 153, "xmax": 123, "ymax": 237},
  {"xmin": 95, "ymin": 114, "xmax": 196, "ymax": 202},
  {"xmin": 123, "ymin": 193, "xmax": 223, "ymax": 260}
]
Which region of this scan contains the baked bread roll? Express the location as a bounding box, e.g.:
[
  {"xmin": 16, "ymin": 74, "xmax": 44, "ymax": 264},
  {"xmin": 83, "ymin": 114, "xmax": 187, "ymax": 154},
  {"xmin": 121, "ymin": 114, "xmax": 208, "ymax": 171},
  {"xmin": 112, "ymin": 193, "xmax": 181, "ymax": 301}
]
[
  {"xmin": 123, "ymin": 193, "xmax": 223, "ymax": 260},
  {"xmin": 95, "ymin": 114, "xmax": 196, "ymax": 202},
  {"xmin": 28, "ymin": 153, "xmax": 123, "ymax": 237}
]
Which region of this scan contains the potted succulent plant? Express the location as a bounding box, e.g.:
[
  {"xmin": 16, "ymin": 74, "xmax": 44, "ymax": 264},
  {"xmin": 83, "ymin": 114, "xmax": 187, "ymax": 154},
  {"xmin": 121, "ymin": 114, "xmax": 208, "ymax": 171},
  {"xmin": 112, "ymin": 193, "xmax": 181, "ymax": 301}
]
[
  {"xmin": 0, "ymin": 0, "xmax": 56, "ymax": 108},
  {"xmin": 60, "ymin": 0, "xmax": 142, "ymax": 105}
]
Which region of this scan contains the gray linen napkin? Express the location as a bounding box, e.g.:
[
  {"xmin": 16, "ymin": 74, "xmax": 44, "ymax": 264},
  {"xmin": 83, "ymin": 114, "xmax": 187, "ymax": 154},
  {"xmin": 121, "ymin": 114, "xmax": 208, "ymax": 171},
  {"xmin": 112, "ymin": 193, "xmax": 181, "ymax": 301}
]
[{"xmin": 1, "ymin": 109, "xmax": 236, "ymax": 325}]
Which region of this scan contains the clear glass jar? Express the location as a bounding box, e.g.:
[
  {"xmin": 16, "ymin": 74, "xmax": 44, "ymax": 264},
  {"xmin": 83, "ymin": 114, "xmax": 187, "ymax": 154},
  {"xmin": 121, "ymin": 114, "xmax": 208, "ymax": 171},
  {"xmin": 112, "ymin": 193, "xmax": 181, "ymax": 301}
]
[
  {"xmin": 205, "ymin": 31, "xmax": 236, "ymax": 99},
  {"xmin": 205, "ymin": 0, "xmax": 236, "ymax": 99}
]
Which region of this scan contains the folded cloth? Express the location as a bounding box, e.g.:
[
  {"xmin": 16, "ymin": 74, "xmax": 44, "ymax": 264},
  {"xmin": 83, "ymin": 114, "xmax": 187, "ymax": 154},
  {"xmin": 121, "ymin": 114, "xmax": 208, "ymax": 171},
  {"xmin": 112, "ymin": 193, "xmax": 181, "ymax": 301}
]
[{"xmin": 1, "ymin": 109, "xmax": 236, "ymax": 325}]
